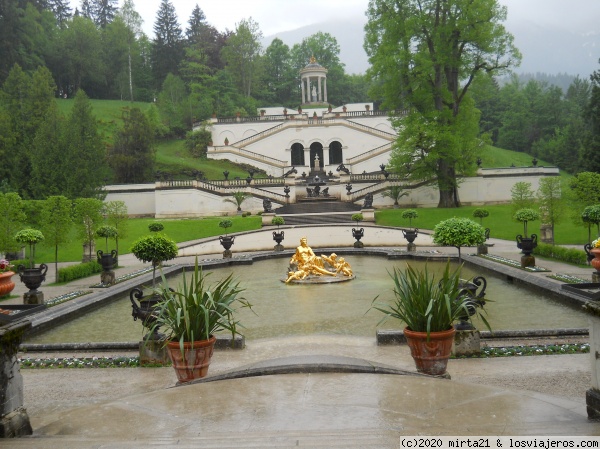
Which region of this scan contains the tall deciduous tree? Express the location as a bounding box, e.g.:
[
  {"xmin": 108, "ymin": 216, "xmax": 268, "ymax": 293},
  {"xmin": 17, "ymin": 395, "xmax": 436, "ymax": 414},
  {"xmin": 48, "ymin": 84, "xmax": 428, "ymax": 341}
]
[
  {"xmin": 40, "ymin": 195, "xmax": 73, "ymax": 282},
  {"xmin": 62, "ymin": 15, "xmax": 103, "ymax": 93},
  {"xmin": 262, "ymin": 38, "xmax": 294, "ymax": 105},
  {"xmin": 117, "ymin": 0, "xmax": 143, "ymax": 101},
  {"xmin": 151, "ymin": 0, "xmax": 183, "ymax": 89},
  {"xmin": 221, "ymin": 18, "xmax": 263, "ymax": 98},
  {"xmin": 0, "ymin": 192, "xmax": 26, "ymax": 257},
  {"xmin": 365, "ymin": 0, "xmax": 521, "ymax": 207},
  {"xmin": 537, "ymin": 177, "xmax": 564, "ymax": 245},
  {"xmin": 108, "ymin": 107, "xmax": 155, "ymax": 183},
  {"xmin": 74, "ymin": 197, "xmax": 104, "ymax": 262},
  {"xmin": 103, "ymin": 200, "xmax": 128, "ymax": 262}
]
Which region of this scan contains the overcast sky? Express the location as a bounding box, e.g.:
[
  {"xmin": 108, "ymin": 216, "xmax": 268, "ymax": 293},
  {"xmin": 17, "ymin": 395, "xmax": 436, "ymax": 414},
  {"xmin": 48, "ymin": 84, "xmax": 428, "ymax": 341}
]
[{"xmin": 133, "ymin": 0, "xmax": 600, "ymax": 37}]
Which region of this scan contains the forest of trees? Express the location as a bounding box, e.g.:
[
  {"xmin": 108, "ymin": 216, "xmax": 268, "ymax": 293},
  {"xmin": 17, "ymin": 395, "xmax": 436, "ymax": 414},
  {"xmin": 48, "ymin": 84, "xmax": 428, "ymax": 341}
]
[{"xmin": 0, "ymin": 0, "xmax": 599, "ymax": 202}]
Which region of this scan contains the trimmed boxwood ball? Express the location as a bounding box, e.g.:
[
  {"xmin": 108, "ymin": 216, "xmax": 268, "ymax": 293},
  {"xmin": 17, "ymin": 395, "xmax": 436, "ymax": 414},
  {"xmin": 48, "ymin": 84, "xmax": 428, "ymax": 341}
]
[
  {"xmin": 148, "ymin": 221, "xmax": 165, "ymax": 233},
  {"xmin": 514, "ymin": 208, "xmax": 540, "ymax": 237},
  {"xmin": 432, "ymin": 217, "xmax": 486, "ymax": 260},
  {"xmin": 131, "ymin": 234, "xmax": 178, "ymax": 288}
]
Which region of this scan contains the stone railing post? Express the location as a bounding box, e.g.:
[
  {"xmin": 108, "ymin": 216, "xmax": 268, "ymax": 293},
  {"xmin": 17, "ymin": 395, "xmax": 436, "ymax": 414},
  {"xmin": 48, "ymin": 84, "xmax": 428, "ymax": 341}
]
[{"xmin": 0, "ymin": 320, "xmax": 32, "ymax": 438}]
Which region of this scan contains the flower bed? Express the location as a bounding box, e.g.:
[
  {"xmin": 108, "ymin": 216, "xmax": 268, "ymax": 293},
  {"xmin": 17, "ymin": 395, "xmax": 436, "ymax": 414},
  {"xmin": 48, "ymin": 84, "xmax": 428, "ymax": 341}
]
[
  {"xmin": 478, "ymin": 254, "xmax": 550, "ymax": 272},
  {"xmin": 547, "ymin": 273, "xmax": 588, "ymax": 284},
  {"xmin": 17, "ymin": 343, "xmax": 590, "ymax": 368}
]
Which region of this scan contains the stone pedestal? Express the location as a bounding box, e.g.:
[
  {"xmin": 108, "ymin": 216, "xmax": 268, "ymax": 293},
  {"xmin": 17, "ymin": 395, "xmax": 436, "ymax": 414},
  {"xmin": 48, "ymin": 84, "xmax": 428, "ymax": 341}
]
[
  {"xmin": 477, "ymin": 244, "xmax": 488, "ymax": 255},
  {"xmin": 23, "ymin": 291, "xmax": 43, "ymax": 305},
  {"xmin": 82, "ymin": 241, "xmax": 96, "ymax": 263},
  {"xmin": 139, "ymin": 339, "xmax": 168, "ymax": 366},
  {"xmin": 274, "ymin": 244, "xmax": 284, "ymax": 252},
  {"xmin": 262, "ymin": 212, "xmax": 276, "ymax": 227},
  {"xmin": 520, "ymin": 255, "xmax": 535, "ymax": 268},
  {"xmin": 593, "ymin": 271, "xmax": 600, "ymax": 283},
  {"xmin": 452, "ymin": 329, "xmax": 481, "ymax": 357},
  {"xmin": 585, "ymin": 302, "xmax": 600, "ymax": 418},
  {"xmin": 361, "ymin": 208, "xmax": 375, "ymax": 222},
  {"xmin": 540, "ymin": 224, "xmax": 554, "ymax": 244},
  {"xmin": 407, "ymin": 243, "xmax": 416, "ymax": 252},
  {"xmin": 0, "ymin": 321, "xmax": 32, "ymax": 437},
  {"xmin": 223, "ymin": 250, "xmax": 232, "ymax": 259},
  {"xmin": 101, "ymin": 270, "xmax": 116, "ymax": 285}
]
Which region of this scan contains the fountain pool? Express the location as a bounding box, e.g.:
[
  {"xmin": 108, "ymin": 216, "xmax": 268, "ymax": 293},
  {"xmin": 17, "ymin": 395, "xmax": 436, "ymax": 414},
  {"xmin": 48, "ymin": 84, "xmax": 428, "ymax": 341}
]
[{"xmin": 25, "ymin": 256, "xmax": 588, "ymax": 344}]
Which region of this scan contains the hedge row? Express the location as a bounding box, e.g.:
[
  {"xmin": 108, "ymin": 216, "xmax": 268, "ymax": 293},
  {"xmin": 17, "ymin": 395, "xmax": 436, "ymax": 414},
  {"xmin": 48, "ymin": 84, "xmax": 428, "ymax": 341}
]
[
  {"xmin": 533, "ymin": 242, "xmax": 588, "ymax": 266},
  {"xmin": 57, "ymin": 261, "xmax": 103, "ymax": 283}
]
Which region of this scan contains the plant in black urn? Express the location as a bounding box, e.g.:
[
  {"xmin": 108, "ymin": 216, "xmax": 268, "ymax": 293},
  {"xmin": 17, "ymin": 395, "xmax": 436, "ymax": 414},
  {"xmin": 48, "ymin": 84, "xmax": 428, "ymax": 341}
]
[
  {"xmin": 271, "ymin": 216, "xmax": 285, "ymax": 251},
  {"xmin": 219, "ymin": 219, "xmax": 235, "ymax": 258},
  {"xmin": 96, "ymin": 225, "xmax": 118, "ymax": 284},
  {"xmin": 514, "ymin": 208, "xmax": 540, "ymax": 268},
  {"xmin": 400, "ymin": 210, "xmax": 419, "ymax": 251},
  {"xmin": 15, "ymin": 228, "xmax": 47, "ymax": 304},
  {"xmin": 351, "ymin": 213, "xmax": 364, "ymax": 248}
]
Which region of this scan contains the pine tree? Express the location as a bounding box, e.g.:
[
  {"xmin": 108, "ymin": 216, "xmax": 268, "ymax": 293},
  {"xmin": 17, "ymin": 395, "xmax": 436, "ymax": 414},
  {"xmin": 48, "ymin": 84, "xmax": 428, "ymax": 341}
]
[
  {"xmin": 108, "ymin": 107, "xmax": 155, "ymax": 183},
  {"xmin": 151, "ymin": 0, "xmax": 183, "ymax": 89},
  {"xmin": 93, "ymin": 0, "xmax": 118, "ymax": 28},
  {"xmin": 63, "ymin": 90, "xmax": 109, "ymax": 198}
]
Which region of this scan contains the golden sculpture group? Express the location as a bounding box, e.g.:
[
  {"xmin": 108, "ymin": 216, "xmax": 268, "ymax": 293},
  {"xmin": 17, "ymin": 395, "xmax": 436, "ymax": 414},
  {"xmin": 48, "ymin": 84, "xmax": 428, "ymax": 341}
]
[{"xmin": 285, "ymin": 237, "xmax": 353, "ymax": 283}]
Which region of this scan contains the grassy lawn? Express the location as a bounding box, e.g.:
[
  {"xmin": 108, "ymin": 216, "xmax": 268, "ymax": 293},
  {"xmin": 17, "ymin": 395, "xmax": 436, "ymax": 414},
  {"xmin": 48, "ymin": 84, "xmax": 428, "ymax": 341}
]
[
  {"xmin": 376, "ymin": 204, "xmax": 589, "ymax": 245},
  {"xmin": 154, "ymin": 139, "xmax": 252, "ymax": 180},
  {"xmin": 35, "ymin": 216, "xmax": 262, "ymax": 264},
  {"xmin": 33, "ymin": 205, "xmax": 590, "ymax": 265}
]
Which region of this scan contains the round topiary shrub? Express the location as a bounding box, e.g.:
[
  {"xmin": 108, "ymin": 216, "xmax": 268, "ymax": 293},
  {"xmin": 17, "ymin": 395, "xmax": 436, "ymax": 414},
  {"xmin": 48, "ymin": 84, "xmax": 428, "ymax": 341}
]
[
  {"xmin": 432, "ymin": 217, "xmax": 486, "ymax": 260},
  {"xmin": 148, "ymin": 221, "xmax": 165, "ymax": 233}
]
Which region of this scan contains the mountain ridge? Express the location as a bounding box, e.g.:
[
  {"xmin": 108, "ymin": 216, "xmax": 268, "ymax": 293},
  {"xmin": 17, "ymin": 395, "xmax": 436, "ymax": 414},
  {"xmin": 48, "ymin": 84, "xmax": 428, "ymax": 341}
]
[{"xmin": 263, "ymin": 17, "xmax": 599, "ymax": 77}]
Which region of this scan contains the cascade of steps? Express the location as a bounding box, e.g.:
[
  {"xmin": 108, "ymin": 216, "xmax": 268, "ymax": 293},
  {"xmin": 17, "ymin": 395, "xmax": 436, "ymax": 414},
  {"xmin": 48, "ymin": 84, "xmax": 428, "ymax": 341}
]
[{"xmin": 274, "ymin": 199, "xmax": 362, "ymax": 225}]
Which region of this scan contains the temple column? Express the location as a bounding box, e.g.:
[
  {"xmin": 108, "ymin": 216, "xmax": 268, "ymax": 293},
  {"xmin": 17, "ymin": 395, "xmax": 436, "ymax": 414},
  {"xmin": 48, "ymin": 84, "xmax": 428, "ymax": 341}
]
[
  {"xmin": 324, "ymin": 79, "xmax": 328, "ymax": 103},
  {"xmin": 301, "ymin": 77, "xmax": 306, "ymax": 104},
  {"xmin": 318, "ymin": 76, "xmax": 322, "ymax": 102}
]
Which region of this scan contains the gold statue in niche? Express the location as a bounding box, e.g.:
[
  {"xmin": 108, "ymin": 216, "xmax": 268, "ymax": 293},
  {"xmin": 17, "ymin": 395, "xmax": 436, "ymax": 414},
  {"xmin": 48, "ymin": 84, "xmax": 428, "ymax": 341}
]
[{"xmin": 285, "ymin": 237, "xmax": 354, "ymax": 283}]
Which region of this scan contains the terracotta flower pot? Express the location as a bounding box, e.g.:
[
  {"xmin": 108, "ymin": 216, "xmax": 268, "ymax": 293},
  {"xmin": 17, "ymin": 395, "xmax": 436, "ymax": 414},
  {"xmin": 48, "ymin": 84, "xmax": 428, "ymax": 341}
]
[
  {"xmin": 403, "ymin": 326, "xmax": 455, "ymax": 375},
  {"xmin": 591, "ymin": 248, "xmax": 600, "ymax": 272},
  {"xmin": 167, "ymin": 336, "xmax": 216, "ymax": 383},
  {"xmin": 0, "ymin": 271, "xmax": 16, "ymax": 296}
]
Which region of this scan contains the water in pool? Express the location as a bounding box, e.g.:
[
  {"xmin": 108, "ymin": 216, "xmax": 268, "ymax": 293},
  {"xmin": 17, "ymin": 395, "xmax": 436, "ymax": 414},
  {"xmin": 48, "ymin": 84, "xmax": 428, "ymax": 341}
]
[{"xmin": 26, "ymin": 256, "xmax": 588, "ymax": 343}]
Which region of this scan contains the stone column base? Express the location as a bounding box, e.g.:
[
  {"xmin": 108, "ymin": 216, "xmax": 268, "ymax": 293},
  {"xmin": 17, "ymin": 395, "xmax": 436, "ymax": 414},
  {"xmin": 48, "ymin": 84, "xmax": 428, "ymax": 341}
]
[
  {"xmin": 139, "ymin": 339, "xmax": 168, "ymax": 366},
  {"xmin": 23, "ymin": 291, "xmax": 43, "ymax": 305},
  {"xmin": 101, "ymin": 270, "xmax": 116, "ymax": 285},
  {"xmin": 521, "ymin": 255, "xmax": 535, "ymax": 268},
  {"xmin": 0, "ymin": 407, "xmax": 32, "ymax": 438},
  {"xmin": 586, "ymin": 388, "xmax": 600, "ymax": 419},
  {"xmin": 452, "ymin": 329, "xmax": 481, "ymax": 357}
]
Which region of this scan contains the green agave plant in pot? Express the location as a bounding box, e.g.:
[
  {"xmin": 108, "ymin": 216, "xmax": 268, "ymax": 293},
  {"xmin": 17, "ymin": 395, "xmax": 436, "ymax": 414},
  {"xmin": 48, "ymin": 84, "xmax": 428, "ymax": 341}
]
[
  {"xmin": 149, "ymin": 258, "xmax": 253, "ymax": 383},
  {"xmin": 370, "ymin": 262, "xmax": 491, "ymax": 376}
]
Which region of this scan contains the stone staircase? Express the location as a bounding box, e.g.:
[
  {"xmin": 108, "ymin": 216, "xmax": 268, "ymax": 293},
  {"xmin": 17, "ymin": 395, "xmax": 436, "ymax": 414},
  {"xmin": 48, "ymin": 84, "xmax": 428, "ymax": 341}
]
[{"xmin": 274, "ymin": 199, "xmax": 361, "ymax": 225}]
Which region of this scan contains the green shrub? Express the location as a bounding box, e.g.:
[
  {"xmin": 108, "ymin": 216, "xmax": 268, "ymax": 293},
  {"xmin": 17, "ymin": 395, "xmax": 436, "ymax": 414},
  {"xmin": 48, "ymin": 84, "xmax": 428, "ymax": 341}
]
[
  {"xmin": 533, "ymin": 243, "xmax": 587, "ymax": 266},
  {"xmin": 148, "ymin": 222, "xmax": 164, "ymax": 232},
  {"xmin": 58, "ymin": 261, "xmax": 103, "ymax": 283}
]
